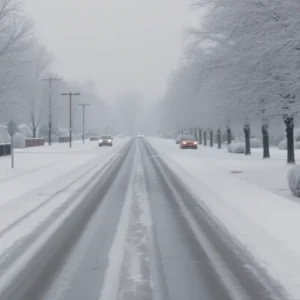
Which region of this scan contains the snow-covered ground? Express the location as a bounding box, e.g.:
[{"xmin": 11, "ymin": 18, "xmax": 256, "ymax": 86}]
[
  {"xmin": 147, "ymin": 137, "xmax": 300, "ymax": 299},
  {"xmin": 0, "ymin": 139, "xmax": 127, "ymax": 204},
  {"xmin": 149, "ymin": 138, "xmax": 296, "ymax": 200},
  {"xmin": 0, "ymin": 138, "xmax": 129, "ymax": 263}
]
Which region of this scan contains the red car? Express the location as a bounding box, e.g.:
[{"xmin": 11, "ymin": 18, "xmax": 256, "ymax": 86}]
[{"xmin": 180, "ymin": 135, "xmax": 198, "ymax": 149}]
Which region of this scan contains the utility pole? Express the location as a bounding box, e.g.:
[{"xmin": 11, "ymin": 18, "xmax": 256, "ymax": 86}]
[
  {"xmin": 61, "ymin": 92, "xmax": 80, "ymax": 148},
  {"xmin": 42, "ymin": 76, "xmax": 62, "ymax": 145},
  {"xmin": 78, "ymin": 103, "xmax": 90, "ymax": 143}
]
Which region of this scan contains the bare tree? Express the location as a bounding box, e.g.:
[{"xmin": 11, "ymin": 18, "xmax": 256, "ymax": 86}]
[
  {"xmin": 14, "ymin": 41, "xmax": 53, "ymax": 137},
  {"xmin": 0, "ymin": 0, "xmax": 34, "ymax": 120}
]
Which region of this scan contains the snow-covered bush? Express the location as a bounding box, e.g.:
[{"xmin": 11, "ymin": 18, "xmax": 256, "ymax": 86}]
[
  {"xmin": 13, "ymin": 133, "xmax": 26, "ymax": 148},
  {"xmin": 57, "ymin": 127, "xmax": 69, "ymax": 137},
  {"xmin": 294, "ymin": 128, "xmax": 300, "ymax": 142},
  {"xmin": 18, "ymin": 124, "xmax": 32, "ymax": 138},
  {"xmin": 295, "ymin": 142, "xmax": 300, "ymax": 149},
  {"xmin": 228, "ymin": 142, "xmax": 245, "ymax": 154},
  {"xmin": 250, "ymin": 138, "xmax": 262, "ymax": 148},
  {"xmin": 278, "ymin": 140, "xmax": 300, "ymax": 150},
  {"xmin": 278, "ymin": 140, "xmax": 287, "ymax": 150},
  {"xmin": 288, "ymin": 167, "xmax": 300, "ymax": 197}
]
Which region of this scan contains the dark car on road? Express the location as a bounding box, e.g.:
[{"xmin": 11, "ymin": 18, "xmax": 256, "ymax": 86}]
[
  {"xmin": 99, "ymin": 135, "xmax": 113, "ymax": 147},
  {"xmin": 180, "ymin": 135, "xmax": 198, "ymax": 149}
]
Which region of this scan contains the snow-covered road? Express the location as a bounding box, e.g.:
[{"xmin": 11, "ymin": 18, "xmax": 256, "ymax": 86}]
[{"xmin": 0, "ymin": 137, "xmax": 293, "ymax": 299}]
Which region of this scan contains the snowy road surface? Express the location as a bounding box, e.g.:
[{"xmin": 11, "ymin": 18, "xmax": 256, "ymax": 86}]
[{"xmin": 0, "ymin": 138, "xmax": 290, "ymax": 300}]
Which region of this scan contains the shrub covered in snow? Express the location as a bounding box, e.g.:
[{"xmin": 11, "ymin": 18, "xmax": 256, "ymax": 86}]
[
  {"xmin": 13, "ymin": 133, "xmax": 26, "ymax": 148},
  {"xmin": 287, "ymin": 166, "xmax": 300, "ymax": 197},
  {"xmin": 227, "ymin": 142, "xmax": 245, "ymax": 154},
  {"xmin": 58, "ymin": 127, "xmax": 69, "ymax": 137},
  {"xmin": 278, "ymin": 140, "xmax": 287, "ymax": 150},
  {"xmin": 250, "ymin": 138, "xmax": 262, "ymax": 148},
  {"xmin": 294, "ymin": 128, "xmax": 300, "ymax": 142},
  {"xmin": 295, "ymin": 141, "xmax": 300, "ymax": 149},
  {"xmin": 278, "ymin": 139, "xmax": 300, "ymax": 150},
  {"xmin": 18, "ymin": 124, "xmax": 32, "ymax": 138}
]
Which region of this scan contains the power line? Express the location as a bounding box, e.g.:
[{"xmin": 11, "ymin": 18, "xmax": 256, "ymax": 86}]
[
  {"xmin": 42, "ymin": 76, "xmax": 62, "ymax": 145},
  {"xmin": 61, "ymin": 92, "xmax": 80, "ymax": 148},
  {"xmin": 78, "ymin": 103, "xmax": 90, "ymax": 143}
]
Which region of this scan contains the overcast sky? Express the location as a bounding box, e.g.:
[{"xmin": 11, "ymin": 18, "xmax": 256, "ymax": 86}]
[{"xmin": 24, "ymin": 0, "xmax": 200, "ymax": 101}]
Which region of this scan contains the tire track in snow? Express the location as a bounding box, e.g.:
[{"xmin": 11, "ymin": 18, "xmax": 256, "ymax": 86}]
[
  {"xmin": 117, "ymin": 142, "xmax": 153, "ymax": 300},
  {"xmin": 99, "ymin": 141, "xmax": 153, "ymax": 300},
  {"xmin": 0, "ymin": 142, "xmax": 133, "ymax": 300}
]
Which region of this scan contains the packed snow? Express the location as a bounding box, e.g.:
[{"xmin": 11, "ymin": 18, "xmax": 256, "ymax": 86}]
[
  {"xmin": 0, "ymin": 139, "xmax": 127, "ymax": 205},
  {"xmin": 99, "ymin": 141, "xmax": 152, "ymax": 300},
  {"xmin": 147, "ymin": 137, "xmax": 300, "ymax": 298}
]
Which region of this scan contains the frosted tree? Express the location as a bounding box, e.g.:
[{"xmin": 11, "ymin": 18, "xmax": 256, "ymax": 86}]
[
  {"xmin": 186, "ymin": 0, "xmax": 300, "ymax": 161},
  {"xmin": 17, "ymin": 42, "xmax": 54, "ymax": 137},
  {"xmin": 76, "ymin": 80, "xmax": 109, "ymax": 135}
]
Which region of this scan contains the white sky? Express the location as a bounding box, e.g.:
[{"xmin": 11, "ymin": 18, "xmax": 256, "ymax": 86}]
[{"xmin": 24, "ymin": 0, "xmax": 200, "ymax": 100}]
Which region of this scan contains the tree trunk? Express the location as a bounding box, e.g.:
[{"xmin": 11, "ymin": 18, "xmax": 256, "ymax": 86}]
[
  {"xmin": 227, "ymin": 127, "xmax": 232, "ymax": 144},
  {"xmin": 285, "ymin": 117, "xmax": 295, "ymax": 164},
  {"xmin": 33, "ymin": 127, "xmax": 37, "ymax": 138},
  {"xmin": 204, "ymin": 131, "xmax": 207, "ymax": 146},
  {"xmin": 217, "ymin": 129, "xmax": 221, "ymax": 149},
  {"xmin": 244, "ymin": 124, "xmax": 251, "ymax": 155},
  {"xmin": 210, "ymin": 130, "xmax": 213, "ymax": 147},
  {"xmin": 198, "ymin": 129, "xmax": 202, "ymax": 144},
  {"xmin": 261, "ymin": 124, "xmax": 270, "ymax": 159},
  {"xmin": 194, "ymin": 128, "xmax": 198, "ymax": 140}
]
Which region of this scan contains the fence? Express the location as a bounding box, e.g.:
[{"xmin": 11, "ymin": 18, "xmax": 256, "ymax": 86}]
[
  {"xmin": 0, "ymin": 144, "xmax": 11, "ymax": 156},
  {"xmin": 25, "ymin": 138, "xmax": 45, "ymax": 148}
]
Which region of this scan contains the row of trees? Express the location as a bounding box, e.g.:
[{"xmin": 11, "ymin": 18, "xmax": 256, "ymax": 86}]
[
  {"xmin": 158, "ymin": 0, "xmax": 300, "ymax": 163},
  {"xmin": 0, "ymin": 0, "xmax": 109, "ymax": 139}
]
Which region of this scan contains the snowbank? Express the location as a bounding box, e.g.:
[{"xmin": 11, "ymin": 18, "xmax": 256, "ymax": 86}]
[
  {"xmin": 287, "ymin": 166, "xmax": 300, "ymax": 197},
  {"xmin": 278, "ymin": 139, "xmax": 287, "ymax": 150},
  {"xmin": 13, "ymin": 133, "xmax": 26, "ymax": 148},
  {"xmin": 227, "ymin": 142, "xmax": 245, "ymax": 153}
]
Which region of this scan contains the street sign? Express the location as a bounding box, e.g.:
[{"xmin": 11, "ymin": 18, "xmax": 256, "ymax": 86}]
[{"xmin": 7, "ymin": 120, "xmax": 17, "ymax": 137}]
